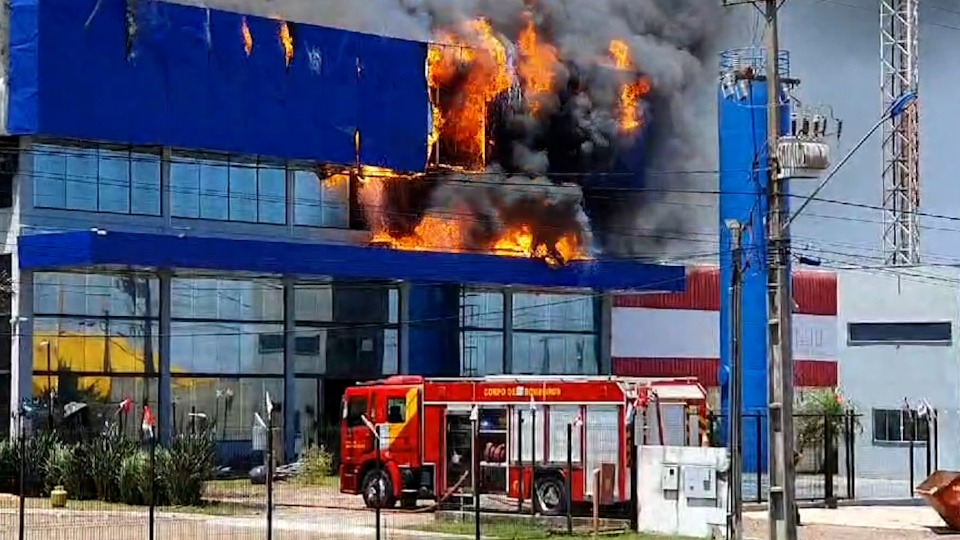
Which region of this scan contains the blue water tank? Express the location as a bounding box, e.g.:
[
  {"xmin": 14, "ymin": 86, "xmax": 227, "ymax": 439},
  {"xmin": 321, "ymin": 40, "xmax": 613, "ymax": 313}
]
[{"xmin": 717, "ymin": 48, "xmax": 792, "ymax": 474}]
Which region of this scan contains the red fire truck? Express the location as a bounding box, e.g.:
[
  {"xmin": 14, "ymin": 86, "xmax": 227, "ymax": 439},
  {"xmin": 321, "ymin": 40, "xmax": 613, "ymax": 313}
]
[{"xmin": 339, "ymin": 375, "xmax": 708, "ymax": 514}]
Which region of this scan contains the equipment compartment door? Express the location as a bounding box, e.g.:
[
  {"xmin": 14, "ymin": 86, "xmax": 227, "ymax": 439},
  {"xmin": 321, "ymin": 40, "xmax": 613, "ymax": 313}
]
[{"xmin": 445, "ymin": 412, "xmax": 473, "ymax": 491}]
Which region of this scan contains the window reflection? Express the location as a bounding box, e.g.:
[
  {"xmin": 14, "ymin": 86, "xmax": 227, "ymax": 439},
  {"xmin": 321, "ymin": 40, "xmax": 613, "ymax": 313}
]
[
  {"xmin": 33, "ymin": 143, "xmax": 161, "ymax": 215},
  {"xmin": 171, "ymin": 277, "xmax": 283, "ymax": 321},
  {"xmin": 171, "ymin": 152, "xmax": 288, "ymax": 224},
  {"xmin": 170, "ymin": 377, "xmax": 283, "ymax": 441},
  {"xmin": 513, "ymin": 292, "xmax": 595, "ymax": 332},
  {"xmin": 512, "ymin": 333, "xmax": 597, "ymax": 375},
  {"xmin": 34, "ymin": 317, "xmax": 159, "ymax": 373},
  {"xmin": 170, "ymin": 321, "xmax": 284, "ymax": 375},
  {"xmin": 461, "ymin": 331, "xmax": 503, "ymax": 376},
  {"xmin": 294, "ymin": 168, "xmax": 348, "ymax": 228},
  {"xmin": 34, "ymin": 272, "xmax": 159, "ymax": 318}
]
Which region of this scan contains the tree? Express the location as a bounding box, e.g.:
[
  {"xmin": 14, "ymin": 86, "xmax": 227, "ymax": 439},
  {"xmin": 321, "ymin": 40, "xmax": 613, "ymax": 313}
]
[{"xmin": 796, "ymin": 388, "xmax": 862, "ymax": 472}]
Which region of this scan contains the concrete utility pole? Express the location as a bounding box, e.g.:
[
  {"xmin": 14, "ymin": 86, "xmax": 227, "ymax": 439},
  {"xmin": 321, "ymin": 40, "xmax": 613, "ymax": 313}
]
[
  {"xmin": 727, "ymin": 220, "xmax": 745, "ymax": 540},
  {"xmin": 721, "ymin": 2, "xmax": 797, "ymax": 540}
]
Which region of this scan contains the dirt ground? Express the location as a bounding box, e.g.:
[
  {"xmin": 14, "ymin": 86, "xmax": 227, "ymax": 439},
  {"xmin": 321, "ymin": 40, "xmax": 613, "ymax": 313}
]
[{"xmin": 744, "ymin": 506, "xmax": 946, "ymax": 540}]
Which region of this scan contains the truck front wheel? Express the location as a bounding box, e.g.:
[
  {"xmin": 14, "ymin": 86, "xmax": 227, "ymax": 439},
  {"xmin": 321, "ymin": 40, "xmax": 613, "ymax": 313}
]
[
  {"xmin": 362, "ymin": 469, "xmax": 397, "ymax": 509},
  {"xmin": 534, "ymin": 475, "xmax": 567, "ymax": 516}
]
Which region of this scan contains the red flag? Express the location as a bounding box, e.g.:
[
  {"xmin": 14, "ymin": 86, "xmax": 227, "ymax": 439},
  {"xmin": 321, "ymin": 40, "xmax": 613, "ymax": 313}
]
[
  {"xmin": 118, "ymin": 398, "xmax": 134, "ymax": 414},
  {"xmin": 142, "ymin": 405, "xmax": 156, "ymax": 438}
]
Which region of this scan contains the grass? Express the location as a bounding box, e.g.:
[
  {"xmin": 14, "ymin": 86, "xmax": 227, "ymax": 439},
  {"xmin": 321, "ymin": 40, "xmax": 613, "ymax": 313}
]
[{"xmin": 412, "ymin": 521, "xmax": 691, "ymax": 540}]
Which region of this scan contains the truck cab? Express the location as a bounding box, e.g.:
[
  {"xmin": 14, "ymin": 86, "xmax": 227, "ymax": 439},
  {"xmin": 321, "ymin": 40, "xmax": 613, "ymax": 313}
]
[{"xmin": 339, "ymin": 377, "xmax": 425, "ymax": 508}]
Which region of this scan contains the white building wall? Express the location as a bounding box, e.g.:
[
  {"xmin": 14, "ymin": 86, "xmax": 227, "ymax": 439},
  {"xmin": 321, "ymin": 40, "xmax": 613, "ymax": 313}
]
[{"xmin": 837, "ymin": 266, "xmax": 960, "ymax": 484}]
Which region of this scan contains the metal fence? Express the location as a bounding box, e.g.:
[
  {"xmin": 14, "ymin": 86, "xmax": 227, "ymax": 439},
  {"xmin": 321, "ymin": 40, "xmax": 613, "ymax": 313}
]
[
  {"xmin": 702, "ymin": 410, "xmax": 940, "ymax": 504},
  {"xmin": 0, "ymin": 407, "xmax": 636, "ymax": 540}
]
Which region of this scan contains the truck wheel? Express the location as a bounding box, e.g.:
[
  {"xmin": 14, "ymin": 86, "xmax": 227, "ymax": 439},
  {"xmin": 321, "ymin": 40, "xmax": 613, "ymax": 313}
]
[
  {"xmin": 361, "ymin": 469, "xmax": 396, "ymax": 509},
  {"xmin": 534, "ymin": 475, "xmax": 567, "ymax": 516}
]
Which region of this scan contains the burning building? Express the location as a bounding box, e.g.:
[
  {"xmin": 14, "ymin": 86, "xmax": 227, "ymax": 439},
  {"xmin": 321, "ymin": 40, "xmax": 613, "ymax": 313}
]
[
  {"xmin": 343, "ymin": 17, "xmax": 656, "ymax": 267},
  {"xmin": 0, "ymin": 0, "xmax": 709, "ymax": 459}
]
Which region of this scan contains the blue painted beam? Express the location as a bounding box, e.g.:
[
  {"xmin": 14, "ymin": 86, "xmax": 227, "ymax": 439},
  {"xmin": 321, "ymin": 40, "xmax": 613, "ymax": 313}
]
[{"xmin": 18, "ymin": 231, "xmax": 686, "ymax": 292}]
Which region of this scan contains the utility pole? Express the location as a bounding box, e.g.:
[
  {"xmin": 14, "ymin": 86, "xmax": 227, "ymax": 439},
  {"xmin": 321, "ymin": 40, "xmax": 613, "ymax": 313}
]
[
  {"xmin": 727, "ymin": 220, "xmax": 745, "ymax": 540},
  {"xmin": 761, "ymin": 2, "xmax": 797, "ymax": 540},
  {"xmin": 722, "ymin": 2, "xmax": 796, "ymax": 540}
]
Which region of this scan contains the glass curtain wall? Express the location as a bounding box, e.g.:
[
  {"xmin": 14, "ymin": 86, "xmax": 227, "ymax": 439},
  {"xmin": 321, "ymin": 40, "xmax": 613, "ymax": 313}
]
[
  {"xmin": 460, "ymin": 289, "xmax": 599, "ymax": 376},
  {"xmin": 33, "ymin": 272, "xmax": 160, "ymax": 437},
  {"xmin": 169, "ymin": 277, "xmax": 284, "ymax": 444}
]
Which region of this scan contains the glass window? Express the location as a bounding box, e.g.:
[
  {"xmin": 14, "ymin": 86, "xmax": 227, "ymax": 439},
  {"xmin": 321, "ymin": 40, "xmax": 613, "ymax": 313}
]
[
  {"xmin": 97, "ymin": 148, "xmax": 131, "ymax": 214},
  {"xmin": 171, "ymin": 277, "xmax": 283, "ymax": 321},
  {"xmin": 258, "ymin": 165, "xmax": 287, "ymax": 224},
  {"xmin": 872, "ymin": 408, "xmax": 929, "ymax": 443},
  {"xmin": 33, "ymin": 144, "xmax": 67, "ymax": 208},
  {"xmin": 64, "ymin": 146, "xmax": 98, "ymax": 211},
  {"xmin": 199, "ymin": 159, "xmax": 229, "ymax": 220},
  {"xmin": 387, "ymin": 397, "xmax": 405, "ymax": 423},
  {"xmin": 170, "ymin": 376, "xmax": 284, "ymax": 441},
  {"xmin": 33, "ymin": 376, "xmax": 158, "ymax": 438},
  {"xmin": 848, "ymin": 322, "xmax": 952, "ymax": 345},
  {"xmin": 131, "ymin": 151, "xmax": 161, "ymax": 215},
  {"xmin": 293, "ymin": 327, "xmax": 326, "ymax": 374},
  {"xmin": 346, "ymin": 396, "xmax": 367, "ymax": 428},
  {"xmin": 294, "ymin": 168, "xmax": 349, "ymax": 228},
  {"xmin": 228, "ymin": 161, "xmax": 258, "ymax": 222},
  {"xmin": 462, "ymin": 291, "xmax": 504, "ymax": 329},
  {"xmin": 513, "ymin": 292, "xmax": 595, "ymax": 332},
  {"xmin": 512, "ymin": 333, "xmax": 597, "ymax": 375},
  {"xmin": 170, "ymin": 156, "xmax": 200, "ymax": 218},
  {"xmin": 170, "ymin": 321, "xmax": 284, "ymax": 375},
  {"xmin": 33, "ymin": 143, "xmax": 161, "ymax": 215},
  {"xmin": 294, "ymin": 283, "xmax": 334, "ymax": 322},
  {"xmin": 34, "ymin": 272, "xmax": 159, "ymax": 318},
  {"xmin": 461, "ymin": 331, "xmax": 503, "ymax": 376},
  {"xmin": 34, "ymin": 317, "xmax": 159, "ymax": 374}
]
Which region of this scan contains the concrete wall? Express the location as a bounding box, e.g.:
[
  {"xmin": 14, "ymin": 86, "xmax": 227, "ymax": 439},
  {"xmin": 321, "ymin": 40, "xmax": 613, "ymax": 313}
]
[{"xmin": 837, "ymin": 266, "xmax": 960, "ymax": 481}]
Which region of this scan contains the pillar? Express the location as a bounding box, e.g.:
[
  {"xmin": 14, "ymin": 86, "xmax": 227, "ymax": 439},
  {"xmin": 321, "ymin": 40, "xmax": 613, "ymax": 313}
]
[
  {"xmin": 158, "ymin": 270, "xmax": 172, "ymax": 444},
  {"xmin": 282, "ymin": 278, "xmax": 297, "ymax": 461},
  {"xmin": 502, "ymin": 288, "xmax": 513, "ymax": 374},
  {"xmin": 398, "ymin": 281, "xmax": 410, "ymax": 375},
  {"xmin": 598, "ymin": 293, "xmax": 613, "ymax": 375},
  {"xmin": 9, "ymin": 266, "xmax": 32, "ymax": 437}
]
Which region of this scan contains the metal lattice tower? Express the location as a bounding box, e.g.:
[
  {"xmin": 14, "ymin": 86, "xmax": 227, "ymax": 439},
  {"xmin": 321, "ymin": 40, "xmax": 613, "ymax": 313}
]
[{"xmin": 881, "ymin": 0, "xmax": 921, "ymax": 266}]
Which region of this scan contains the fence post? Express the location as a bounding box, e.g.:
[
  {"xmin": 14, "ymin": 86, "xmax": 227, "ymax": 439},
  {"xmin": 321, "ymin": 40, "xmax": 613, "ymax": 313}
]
[
  {"xmin": 934, "ymin": 409, "xmax": 940, "ymax": 470},
  {"xmin": 517, "ymin": 410, "xmax": 524, "ymax": 513},
  {"xmin": 17, "ymin": 407, "xmax": 25, "ymax": 540},
  {"xmin": 149, "ymin": 427, "xmax": 157, "ymax": 540},
  {"xmin": 267, "ymin": 410, "xmax": 275, "ymax": 540},
  {"xmin": 908, "ymin": 410, "xmax": 915, "ymax": 496},
  {"xmin": 530, "ymin": 407, "xmax": 537, "ymax": 516},
  {"xmin": 755, "ymin": 415, "xmax": 762, "ymax": 503},
  {"xmin": 472, "ymin": 411, "xmax": 480, "ymax": 540},
  {"xmin": 844, "ymin": 412, "xmax": 854, "ymax": 499},
  {"xmin": 566, "ymin": 423, "xmax": 573, "ymax": 536},
  {"xmin": 824, "ymin": 414, "xmax": 836, "ymax": 508},
  {"xmin": 371, "ymin": 430, "xmax": 380, "ymax": 540},
  {"xmin": 629, "ymin": 417, "xmax": 639, "ymax": 532},
  {"xmin": 925, "ymin": 412, "xmax": 932, "ymax": 478}
]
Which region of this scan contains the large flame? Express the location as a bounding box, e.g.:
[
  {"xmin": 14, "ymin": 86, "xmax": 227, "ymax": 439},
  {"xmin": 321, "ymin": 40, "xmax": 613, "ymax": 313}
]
[
  {"xmin": 517, "ymin": 19, "xmax": 558, "ymax": 115},
  {"xmin": 609, "ymin": 40, "xmax": 649, "ymax": 132},
  {"xmin": 427, "ymin": 19, "xmax": 513, "ymax": 168}
]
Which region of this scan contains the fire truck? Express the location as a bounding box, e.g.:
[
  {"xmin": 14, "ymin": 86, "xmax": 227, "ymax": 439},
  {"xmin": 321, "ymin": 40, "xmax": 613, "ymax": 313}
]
[{"xmin": 339, "ymin": 375, "xmax": 708, "ymax": 514}]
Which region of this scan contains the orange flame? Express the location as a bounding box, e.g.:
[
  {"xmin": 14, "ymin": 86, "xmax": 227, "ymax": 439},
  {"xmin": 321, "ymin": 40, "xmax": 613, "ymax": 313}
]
[
  {"xmin": 427, "ymin": 19, "xmax": 513, "ymax": 168},
  {"xmin": 517, "ymin": 19, "xmax": 558, "ymax": 115},
  {"xmin": 609, "ymin": 39, "xmax": 648, "ymax": 132},
  {"xmin": 279, "ymin": 21, "xmax": 294, "ymax": 67},
  {"xmin": 241, "ymin": 18, "xmax": 253, "ymax": 57}
]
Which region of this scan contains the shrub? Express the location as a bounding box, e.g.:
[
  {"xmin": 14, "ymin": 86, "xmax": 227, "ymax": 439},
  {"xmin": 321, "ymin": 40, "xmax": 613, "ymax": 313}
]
[
  {"xmin": 0, "ymin": 439, "xmax": 16, "ymax": 493},
  {"xmin": 20, "ymin": 431, "xmax": 59, "ymax": 496},
  {"xmin": 300, "ymin": 445, "xmax": 335, "ymax": 485},
  {"xmin": 85, "ymin": 426, "xmax": 138, "ymax": 502},
  {"xmin": 45, "ymin": 442, "xmax": 80, "ymax": 497},
  {"xmin": 159, "ymin": 429, "xmax": 216, "ymax": 506},
  {"xmin": 118, "ymin": 451, "xmax": 152, "ymax": 506}
]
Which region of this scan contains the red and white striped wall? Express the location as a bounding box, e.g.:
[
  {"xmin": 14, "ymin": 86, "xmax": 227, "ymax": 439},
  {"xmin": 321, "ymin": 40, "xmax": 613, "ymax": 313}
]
[{"xmin": 611, "ymin": 266, "xmax": 838, "ymax": 388}]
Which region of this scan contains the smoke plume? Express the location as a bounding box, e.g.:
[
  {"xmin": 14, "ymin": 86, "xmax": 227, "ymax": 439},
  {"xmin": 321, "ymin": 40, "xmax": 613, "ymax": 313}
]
[{"xmin": 179, "ymin": 0, "xmax": 723, "ymax": 262}]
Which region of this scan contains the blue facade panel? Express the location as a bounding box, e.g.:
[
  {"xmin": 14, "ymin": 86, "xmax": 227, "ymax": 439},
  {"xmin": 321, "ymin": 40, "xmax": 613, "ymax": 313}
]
[
  {"xmin": 7, "ymin": 0, "xmax": 429, "ymax": 171},
  {"xmin": 407, "ymin": 284, "xmax": 461, "ymax": 377},
  {"xmin": 18, "ymin": 231, "xmax": 687, "ymax": 292},
  {"xmin": 717, "ymin": 79, "xmax": 791, "ymax": 474}
]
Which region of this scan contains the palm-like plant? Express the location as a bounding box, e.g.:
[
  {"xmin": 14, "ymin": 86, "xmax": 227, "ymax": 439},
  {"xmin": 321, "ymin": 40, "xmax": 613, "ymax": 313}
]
[{"xmin": 796, "ymin": 389, "xmax": 862, "ymax": 470}]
